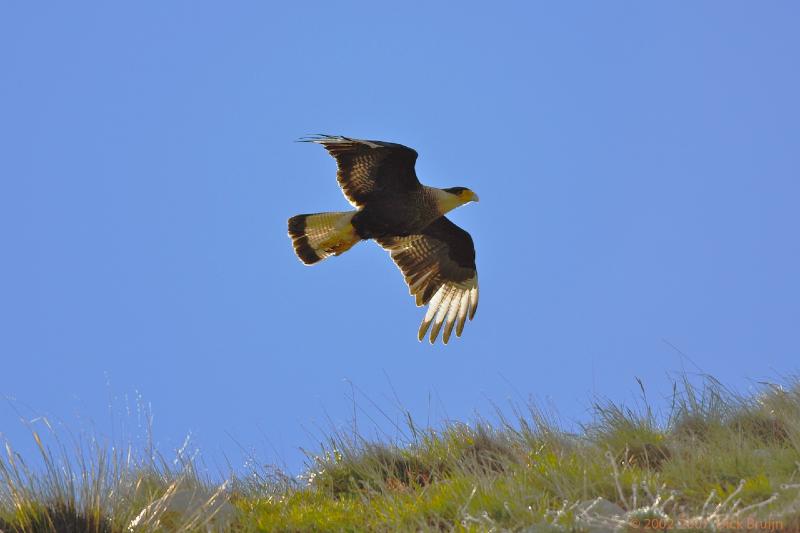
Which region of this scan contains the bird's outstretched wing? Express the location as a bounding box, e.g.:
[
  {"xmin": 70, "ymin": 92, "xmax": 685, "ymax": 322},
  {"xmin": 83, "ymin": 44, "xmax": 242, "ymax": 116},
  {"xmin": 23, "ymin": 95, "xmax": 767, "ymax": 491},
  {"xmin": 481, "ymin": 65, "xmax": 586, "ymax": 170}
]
[
  {"xmin": 300, "ymin": 135, "xmax": 421, "ymax": 207},
  {"xmin": 377, "ymin": 217, "xmax": 478, "ymax": 344}
]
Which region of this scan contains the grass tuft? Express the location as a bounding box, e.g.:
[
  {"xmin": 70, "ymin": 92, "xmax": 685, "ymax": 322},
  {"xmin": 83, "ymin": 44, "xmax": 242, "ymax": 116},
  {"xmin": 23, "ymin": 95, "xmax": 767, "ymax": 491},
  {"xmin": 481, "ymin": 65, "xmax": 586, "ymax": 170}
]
[{"xmin": 2, "ymin": 374, "xmax": 799, "ymax": 531}]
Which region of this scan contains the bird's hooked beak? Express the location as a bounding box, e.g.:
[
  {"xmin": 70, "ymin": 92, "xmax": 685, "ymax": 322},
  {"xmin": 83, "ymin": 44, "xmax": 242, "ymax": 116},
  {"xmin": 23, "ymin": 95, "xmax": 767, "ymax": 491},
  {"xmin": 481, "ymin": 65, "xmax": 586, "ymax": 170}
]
[{"xmin": 460, "ymin": 189, "xmax": 479, "ymax": 203}]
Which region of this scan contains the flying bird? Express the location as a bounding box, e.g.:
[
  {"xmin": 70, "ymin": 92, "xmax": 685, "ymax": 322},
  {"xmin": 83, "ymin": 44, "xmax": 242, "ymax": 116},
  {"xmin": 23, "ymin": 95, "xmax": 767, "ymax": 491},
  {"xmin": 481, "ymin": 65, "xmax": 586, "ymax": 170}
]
[{"xmin": 288, "ymin": 135, "xmax": 479, "ymax": 344}]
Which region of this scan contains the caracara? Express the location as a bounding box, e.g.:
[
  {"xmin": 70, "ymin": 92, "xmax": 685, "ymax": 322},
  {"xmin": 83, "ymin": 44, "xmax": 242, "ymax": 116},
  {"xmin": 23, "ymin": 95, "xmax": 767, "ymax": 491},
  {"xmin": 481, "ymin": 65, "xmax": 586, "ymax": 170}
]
[{"xmin": 288, "ymin": 135, "xmax": 479, "ymax": 344}]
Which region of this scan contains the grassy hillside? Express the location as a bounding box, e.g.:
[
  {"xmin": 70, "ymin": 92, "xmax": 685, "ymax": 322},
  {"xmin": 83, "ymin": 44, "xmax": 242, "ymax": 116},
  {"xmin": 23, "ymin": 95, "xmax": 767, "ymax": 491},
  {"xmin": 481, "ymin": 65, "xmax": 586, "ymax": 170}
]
[{"xmin": 2, "ymin": 376, "xmax": 799, "ymax": 532}]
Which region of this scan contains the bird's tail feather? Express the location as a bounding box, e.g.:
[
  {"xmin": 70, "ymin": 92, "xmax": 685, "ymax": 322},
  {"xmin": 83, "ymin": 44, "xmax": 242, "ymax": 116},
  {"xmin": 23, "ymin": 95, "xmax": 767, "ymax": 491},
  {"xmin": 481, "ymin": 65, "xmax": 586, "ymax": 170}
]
[{"xmin": 288, "ymin": 211, "xmax": 360, "ymax": 265}]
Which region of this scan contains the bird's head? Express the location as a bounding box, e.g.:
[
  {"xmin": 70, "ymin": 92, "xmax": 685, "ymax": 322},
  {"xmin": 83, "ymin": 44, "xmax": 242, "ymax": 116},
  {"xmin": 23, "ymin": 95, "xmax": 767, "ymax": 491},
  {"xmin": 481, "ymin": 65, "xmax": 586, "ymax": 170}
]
[
  {"xmin": 433, "ymin": 186, "xmax": 479, "ymax": 213},
  {"xmin": 433, "ymin": 186, "xmax": 479, "ymax": 214},
  {"xmin": 443, "ymin": 186, "xmax": 480, "ymax": 204}
]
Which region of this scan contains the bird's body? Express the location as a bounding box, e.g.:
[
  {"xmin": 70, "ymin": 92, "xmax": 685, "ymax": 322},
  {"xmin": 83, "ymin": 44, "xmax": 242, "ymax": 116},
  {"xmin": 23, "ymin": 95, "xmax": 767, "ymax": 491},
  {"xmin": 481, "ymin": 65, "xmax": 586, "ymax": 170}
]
[
  {"xmin": 288, "ymin": 135, "xmax": 479, "ymax": 344},
  {"xmin": 352, "ymin": 187, "xmax": 439, "ymax": 238}
]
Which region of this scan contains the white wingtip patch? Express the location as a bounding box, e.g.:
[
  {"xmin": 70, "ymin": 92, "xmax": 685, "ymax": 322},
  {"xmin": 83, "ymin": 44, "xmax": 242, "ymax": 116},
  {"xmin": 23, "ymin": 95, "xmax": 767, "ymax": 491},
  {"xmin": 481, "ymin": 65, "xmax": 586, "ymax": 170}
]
[
  {"xmin": 455, "ymin": 290, "xmax": 470, "ymax": 338},
  {"xmin": 469, "ymin": 285, "xmax": 479, "ymax": 320},
  {"xmin": 418, "ymin": 285, "xmax": 446, "ymax": 341},
  {"xmin": 417, "ymin": 276, "xmax": 479, "ymax": 345},
  {"xmin": 441, "ymin": 291, "xmax": 462, "ymax": 344},
  {"xmin": 428, "ymin": 286, "xmax": 456, "ymax": 344}
]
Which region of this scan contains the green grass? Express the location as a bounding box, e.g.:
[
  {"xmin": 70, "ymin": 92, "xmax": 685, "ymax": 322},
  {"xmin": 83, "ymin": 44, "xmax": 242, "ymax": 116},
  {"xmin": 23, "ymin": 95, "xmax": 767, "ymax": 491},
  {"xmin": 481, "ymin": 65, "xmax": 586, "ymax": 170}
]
[{"xmin": 2, "ymin": 376, "xmax": 800, "ymax": 532}]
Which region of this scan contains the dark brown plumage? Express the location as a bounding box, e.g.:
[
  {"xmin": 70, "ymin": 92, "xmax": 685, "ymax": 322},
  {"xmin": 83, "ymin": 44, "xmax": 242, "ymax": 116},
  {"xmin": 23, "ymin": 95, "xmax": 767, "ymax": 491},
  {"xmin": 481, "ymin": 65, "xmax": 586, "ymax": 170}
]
[{"xmin": 288, "ymin": 135, "xmax": 479, "ymax": 344}]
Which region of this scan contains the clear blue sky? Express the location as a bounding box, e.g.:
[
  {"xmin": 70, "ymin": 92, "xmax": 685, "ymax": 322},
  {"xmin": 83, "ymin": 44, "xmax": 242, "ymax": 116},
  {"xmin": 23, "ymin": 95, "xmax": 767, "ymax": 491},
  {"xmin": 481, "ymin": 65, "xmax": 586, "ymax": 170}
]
[{"xmin": 1, "ymin": 2, "xmax": 798, "ymax": 474}]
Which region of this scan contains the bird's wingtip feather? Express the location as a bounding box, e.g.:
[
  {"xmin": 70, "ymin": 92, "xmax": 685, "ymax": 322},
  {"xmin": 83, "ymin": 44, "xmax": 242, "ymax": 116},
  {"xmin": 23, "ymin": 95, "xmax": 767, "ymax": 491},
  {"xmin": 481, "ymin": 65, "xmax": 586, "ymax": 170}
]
[{"xmin": 296, "ymin": 133, "xmax": 341, "ymax": 143}]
